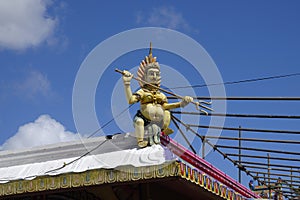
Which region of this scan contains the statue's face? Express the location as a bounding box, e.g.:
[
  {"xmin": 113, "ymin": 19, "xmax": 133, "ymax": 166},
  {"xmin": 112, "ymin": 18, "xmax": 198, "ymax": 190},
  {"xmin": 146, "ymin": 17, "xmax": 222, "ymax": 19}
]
[{"xmin": 145, "ymin": 67, "xmax": 160, "ymax": 85}]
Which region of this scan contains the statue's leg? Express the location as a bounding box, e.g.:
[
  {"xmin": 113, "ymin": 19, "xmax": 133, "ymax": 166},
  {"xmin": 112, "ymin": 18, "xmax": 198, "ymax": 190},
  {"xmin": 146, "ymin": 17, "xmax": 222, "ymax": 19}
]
[
  {"xmin": 162, "ymin": 110, "xmax": 174, "ymax": 135},
  {"xmin": 134, "ymin": 118, "xmax": 148, "ymax": 148},
  {"xmin": 148, "ymin": 125, "xmax": 154, "ymax": 146},
  {"xmin": 153, "ymin": 124, "xmax": 161, "ymax": 144}
]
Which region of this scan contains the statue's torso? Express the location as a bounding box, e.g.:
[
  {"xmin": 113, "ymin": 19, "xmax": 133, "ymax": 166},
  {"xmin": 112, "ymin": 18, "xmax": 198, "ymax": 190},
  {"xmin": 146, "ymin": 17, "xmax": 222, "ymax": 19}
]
[{"xmin": 136, "ymin": 89, "xmax": 167, "ymax": 122}]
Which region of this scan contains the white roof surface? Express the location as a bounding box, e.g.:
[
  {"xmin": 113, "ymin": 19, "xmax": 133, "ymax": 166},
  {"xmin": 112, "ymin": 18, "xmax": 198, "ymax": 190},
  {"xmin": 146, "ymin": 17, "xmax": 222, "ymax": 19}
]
[{"xmin": 0, "ymin": 133, "xmax": 175, "ymax": 183}]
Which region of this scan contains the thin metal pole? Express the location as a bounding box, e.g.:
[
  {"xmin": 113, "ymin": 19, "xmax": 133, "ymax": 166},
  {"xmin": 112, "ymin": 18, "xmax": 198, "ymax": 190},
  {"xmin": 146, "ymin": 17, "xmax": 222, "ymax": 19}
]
[
  {"xmin": 248, "ymin": 171, "xmax": 300, "ymax": 179},
  {"xmin": 172, "ymin": 111, "xmax": 300, "ymax": 119},
  {"xmin": 291, "ymin": 168, "xmax": 293, "ymax": 191},
  {"xmin": 255, "ymin": 176, "xmax": 300, "ymax": 184},
  {"xmin": 115, "ymin": 69, "xmax": 209, "ymax": 110},
  {"xmin": 195, "ymin": 96, "xmax": 300, "ymax": 101},
  {"xmin": 172, "ymin": 115, "xmax": 204, "ymax": 141},
  {"xmin": 188, "ymin": 124, "xmax": 300, "ymax": 135},
  {"xmin": 168, "ymin": 96, "xmax": 300, "ymax": 101},
  {"xmin": 236, "ymin": 160, "xmax": 300, "ymax": 169},
  {"xmin": 226, "ymin": 153, "xmax": 300, "ymax": 162},
  {"xmin": 238, "ymin": 126, "xmax": 242, "ymax": 183},
  {"xmin": 216, "ymin": 145, "xmax": 300, "ymax": 156},
  {"xmin": 243, "ymin": 165, "xmax": 300, "ymax": 173},
  {"xmin": 268, "ymin": 154, "xmax": 271, "ymax": 198},
  {"xmin": 171, "ymin": 115, "xmax": 256, "ymax": 179},
  {"xmin": 171, "ymin": 116, "xmax": 197, "ymax": 154},
  {"xmin": 202, "ymin": 138, "xmax": 205, "ymax": 159},
  {"xmin": 204, "ymin": 135, "xmax": 300, "ymax": 144}
]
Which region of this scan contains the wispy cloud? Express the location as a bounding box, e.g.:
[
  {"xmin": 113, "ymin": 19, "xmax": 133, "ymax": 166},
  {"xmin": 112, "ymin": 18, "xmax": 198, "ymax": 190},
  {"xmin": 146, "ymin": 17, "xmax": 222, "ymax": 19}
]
[
  {"xmin": 0, "ymin": 0, "xmax": 60, "ymax": 50},
  {"xmin": 136, "ymin": 6, "xmax": 192, "ymax": 32},
  {"xmin": 13, "ymin": 70, "xmax": 52, "ymax": 99},
  {"xmin": 0, "ymin": 115, "xmax": 80, "ymax": 151}
]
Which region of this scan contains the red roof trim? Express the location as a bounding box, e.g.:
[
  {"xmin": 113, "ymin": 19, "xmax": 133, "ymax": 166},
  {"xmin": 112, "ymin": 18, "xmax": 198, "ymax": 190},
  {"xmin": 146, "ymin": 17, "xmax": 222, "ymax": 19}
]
[{"xmin": 161, "ymin": 135, "xmax": 260, "ymax": 198}]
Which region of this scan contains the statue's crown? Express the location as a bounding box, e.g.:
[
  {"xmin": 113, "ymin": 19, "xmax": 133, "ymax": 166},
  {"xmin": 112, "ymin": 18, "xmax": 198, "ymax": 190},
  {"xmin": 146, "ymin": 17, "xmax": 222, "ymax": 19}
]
[
  {"xmin": 143, "ymin": 42, "xmax": 157, "ymax": 65},
  {"xmin": 137, "ymin": 42, "xmax": 161, "ymax": 87}
]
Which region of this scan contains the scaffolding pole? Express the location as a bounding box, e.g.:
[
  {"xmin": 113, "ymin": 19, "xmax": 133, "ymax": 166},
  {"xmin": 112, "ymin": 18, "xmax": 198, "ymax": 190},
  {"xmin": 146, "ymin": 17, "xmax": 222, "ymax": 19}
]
[
  {"xmin": 187, "ymin": 124, "xmax": 300, "ymax": 135},
  {"xmin": 238, "ymin": 126, "xmax": 242, "ymax": 183},
  {"xmin": 171, "ymin": 116, "xmax": 197, "ymax": 154},
  {"xmin": 248, "ymin": 170, "xmax": 300, "ymax": 179},
  {"xmin": 235, "ymin": 160, "xmax": 300, "ymax": 169},
  {"xmin": 202, "ymin": 135, "xmax": 300, "ymax": 144},
  {"xmin": 172, "ymin": 111, "xmax": 300, "ymax": 119},
  {"xmin": 226, "ymin": 153, "xmax": 300, "ymax": 162},
  {"xmin": 242, "ymin": 164, "xmax": 300, "ymax": 173},
  {"xmin": 216, "ymin": 145, "xmax": 300, "ymax": 156}
]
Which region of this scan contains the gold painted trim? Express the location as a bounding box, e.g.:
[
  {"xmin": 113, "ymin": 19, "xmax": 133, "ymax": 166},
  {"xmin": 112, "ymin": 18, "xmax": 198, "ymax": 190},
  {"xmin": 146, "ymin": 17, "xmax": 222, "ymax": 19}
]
[
  {"xmin": 0, "ymin": 161, "xmax": 248, "ymax": 199},
  {"xmin": 0, "ymin": 162, "xmax": 178, "ymax": 197}
]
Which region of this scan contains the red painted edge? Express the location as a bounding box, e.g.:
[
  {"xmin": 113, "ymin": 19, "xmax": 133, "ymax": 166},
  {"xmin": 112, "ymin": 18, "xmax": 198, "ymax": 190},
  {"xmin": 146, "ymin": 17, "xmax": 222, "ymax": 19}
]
[{"xmin": 160, "ymin": 134, "xmax": 260, "ymax": 198}]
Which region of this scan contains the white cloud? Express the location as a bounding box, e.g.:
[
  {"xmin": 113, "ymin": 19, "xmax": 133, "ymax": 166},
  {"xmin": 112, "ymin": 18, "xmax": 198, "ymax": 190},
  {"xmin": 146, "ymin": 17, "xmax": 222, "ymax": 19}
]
[
  {"xmin": 0, "ymin": 115, "xmax": 80, "ymax": 151},
  {"xmin": 0, "ymin": 0, "xmax": 57, "ymax": 50},
  {"xmin": 14, "ymin": 70, "xmax": 52, "ymax": 99},
  {"xmin": 136, "ymin": 6, "xmax": 191, "ymax": 31}
]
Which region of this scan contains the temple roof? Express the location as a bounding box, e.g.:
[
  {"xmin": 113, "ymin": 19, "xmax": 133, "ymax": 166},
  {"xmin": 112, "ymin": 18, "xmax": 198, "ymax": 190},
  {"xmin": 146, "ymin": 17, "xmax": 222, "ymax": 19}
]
[
  {"xmin": 0, "ymin": 133, "xmax": 259, "ymax": 199},
  {"xmin": 0, "ymin": 133, "xmax": 174, "ymax": 183}
]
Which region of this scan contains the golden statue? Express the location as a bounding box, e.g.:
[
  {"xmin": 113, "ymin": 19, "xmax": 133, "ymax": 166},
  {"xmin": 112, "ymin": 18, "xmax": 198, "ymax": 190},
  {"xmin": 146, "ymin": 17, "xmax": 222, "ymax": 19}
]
[{"xmin": 120, "ymin": 44, "xmax": 193, "ymax": 148}]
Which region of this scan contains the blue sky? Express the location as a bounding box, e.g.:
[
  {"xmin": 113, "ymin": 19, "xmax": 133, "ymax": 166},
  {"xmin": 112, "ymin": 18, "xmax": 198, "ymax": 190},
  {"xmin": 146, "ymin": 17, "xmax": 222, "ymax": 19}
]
[{"xmin": 0, "ymin": 0, "xmax": 300, "ymax": 190}]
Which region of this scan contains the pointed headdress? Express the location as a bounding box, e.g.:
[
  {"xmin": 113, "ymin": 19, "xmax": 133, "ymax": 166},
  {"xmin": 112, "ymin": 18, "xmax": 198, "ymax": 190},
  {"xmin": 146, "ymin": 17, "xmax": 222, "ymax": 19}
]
[{"xmin": 137, "ymin": 42, "xmax": 161, "ymax": 87}]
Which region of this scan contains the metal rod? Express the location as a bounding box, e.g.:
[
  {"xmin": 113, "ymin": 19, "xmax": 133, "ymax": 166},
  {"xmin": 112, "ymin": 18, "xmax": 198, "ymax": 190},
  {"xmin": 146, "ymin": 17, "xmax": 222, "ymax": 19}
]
[
  {"xmin": 203, "ymin": 135, "xmax": 300, "ymax": 144},
  {"xmin": 215, "ymin": 145, "xmax": 300, "ymax": 156},
  {"xmin": 202, "ymin": 138, "xmax": 206, "ymax": 159},
  {"xmin": 171, "ymin": 111, "xmax": 300, "ymax": 119},
  {"xmin": 243, "ymin": 164, "xmax": 300, "ymax": 173},
  {"xmin": 256, "ymin": 176, "xmax": 300, "ymax": 184},
  {"xmin": 248, "ymin": 170, "xmax": 300, "ymax": 179},
  {"xmin": 171, "ymin": 116, "xmax": 197, "ymax": 154},
  {"xmin": 171, "ymin": 115, "xmax": 204, "ymax": 141},
  {"xmin": 168, "ymin": 96, "xmax": 300, "ymax": 101},
  {"xmin": 226, "ymin": 153, "xmax": 300, "ymax": 162},
  {"xmin": 291, "ymin": 167, "xmax": 293, "ymax": 191},
  {"xmin": 267, "ymin": 153, "xmax": 271, "ymax": 198},
  {"xmin": 160, "ymin": 132, "xmax": 261, "ymax": 198},
  {"xmin": 170, "ymin": 115, "xmax": 293, "ymax": 187},
  {"xmin": 116, "ymin": 69, "xmax": 183, "ymax": 98},
  {"xmin": 272, "ymin": 185, "xmax": 300, "ymax": 190},
  {"xmin": 169, "ymin": 72, "xmax": 300, "ymax": 90},
  {"xmin": 187, "ymin": 124, "xmax": 300, "ymax": 135},
  {"xmin": 171, "ymin": 115, "xmax": 254, "ymax": 178},
  {"xmin": 238, "ymin": 126, "xmax": 242, "ymax": 183},
  {"xmin": 235, "ymin": 160, "xmax": 300, "ymax": 169},
  {"xmin": 115, "ymin": 69, "xmax": 208, "ymax": 110},
  {"xmin": 260, "ymin": 179, "xmax": 300, "ymax": 189}
]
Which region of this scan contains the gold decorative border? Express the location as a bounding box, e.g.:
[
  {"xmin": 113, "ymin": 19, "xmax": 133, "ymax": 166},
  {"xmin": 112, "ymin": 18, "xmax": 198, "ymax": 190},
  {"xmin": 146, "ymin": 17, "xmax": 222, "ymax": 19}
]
[
  {"xmin": 0, "ymin": 162, "xmax": 178, "ymax": 197},
  {"xmin": 177, "ymin": 162, "xmax": 247, "ymax": 200},
  {"xmin": 0, "ymin": 161, "xmax": 250, "ymax": 199}
]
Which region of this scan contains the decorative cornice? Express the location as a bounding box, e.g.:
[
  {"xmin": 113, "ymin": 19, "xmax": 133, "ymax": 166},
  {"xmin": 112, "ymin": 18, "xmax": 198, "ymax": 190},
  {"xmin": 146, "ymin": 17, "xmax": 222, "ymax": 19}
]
[
  {"xmin": 0, "ymin": 161, "xmax": 177, "ymax": 197},
  {"xmin": 0, "ymin": 161, "xmax": 247, "ymax": 200}
]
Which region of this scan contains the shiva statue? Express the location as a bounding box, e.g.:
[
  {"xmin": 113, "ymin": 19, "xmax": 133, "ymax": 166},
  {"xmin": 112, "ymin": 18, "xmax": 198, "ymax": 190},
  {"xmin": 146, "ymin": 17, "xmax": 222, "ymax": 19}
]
[{"xmin": 122, "ymin": 44, "xmax": 193, "ymax": 148}]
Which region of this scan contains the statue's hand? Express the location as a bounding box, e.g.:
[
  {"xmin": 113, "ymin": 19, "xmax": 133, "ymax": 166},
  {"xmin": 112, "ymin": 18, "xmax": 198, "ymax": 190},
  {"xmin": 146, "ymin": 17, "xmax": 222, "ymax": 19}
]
[
  {"xmin": 122, "ymin": 70, "xmax": 133, "ymax": 84},
  {"xmin": 180, "ymin": 96, "xmax": 193, "ymax": 107}
]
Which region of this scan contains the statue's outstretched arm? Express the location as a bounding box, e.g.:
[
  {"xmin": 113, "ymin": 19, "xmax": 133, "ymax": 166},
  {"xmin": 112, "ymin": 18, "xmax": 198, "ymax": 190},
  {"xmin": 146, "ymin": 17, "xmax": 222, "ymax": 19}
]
[{"xmin": 163, "ymin": 96, "xmax": 193, "ymax": 110}]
